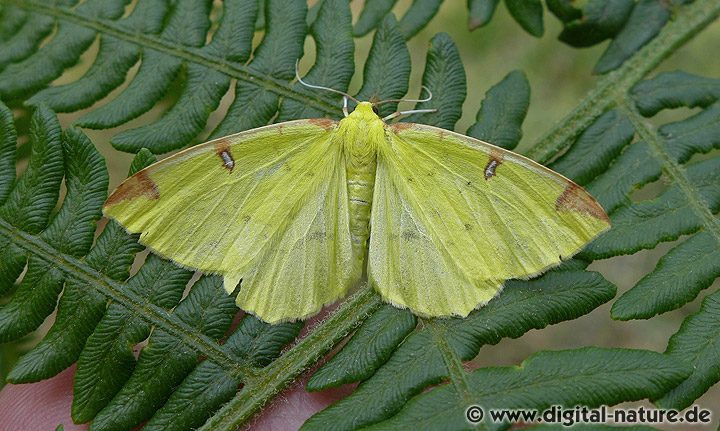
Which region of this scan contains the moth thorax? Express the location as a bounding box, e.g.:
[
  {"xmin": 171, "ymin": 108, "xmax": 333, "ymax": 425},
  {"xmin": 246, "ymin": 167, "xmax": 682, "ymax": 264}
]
[{"xmin": 341, "ymin": 118, "xmax": 382, "ymax": 171}]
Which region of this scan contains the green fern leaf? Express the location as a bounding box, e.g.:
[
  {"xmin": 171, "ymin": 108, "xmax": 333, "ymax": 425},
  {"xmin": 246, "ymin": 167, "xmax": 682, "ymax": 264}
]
[
  {"xmin": 397, "ymin": 0, "xmax": 443, "ymax": 39},
  {"xmin": 631, "ymin": 71, "xmax": 720, "ymax": 116},
  {"xmin": 307, "ymin": 305, "xmax": 416, "ymax": 392},
  {"xmin": 656, "ymin": 290, "xmax": 720, "ymax": 410},
  {"xmin": 275, "ymin": 0, "xmax": 354, "ymax": 123},
  {"xmin": 593, "ymin": 0, "xmax": 672, "ymax": 74},
  {"xmin": 355, "ymin": 14, "xmax": 411, "ymax": 117},
  {"xmin": 25, "ymin": 0, "xmax": 166, "ymax": 113},
  {"xmin": 364, "ymin": 348, "xmax": 689, "ymax": 430},
  {"xmin": 354, "ymin": 0, "xmax": 397, "ymax": 37},
  {"xmin": 0, "ymin": 105, "xmax": 79, "ymax": 342},
  {"xmin": 466, "ymin": 70, "xmax": 530, "ymax": 150},
  {"xmin": 143, "ymin": 317, "xmax": 302, "ymax": 431},
  {"xmin": 504, "ymin": 0, "xmax": 544, "ymax": 37},
  {"xmin": 467, "ymin": 0, "xmax": 500, "ymax": 30},
  {"xmin": 553, "ymin": 0, "xmax": 634, "ymax": 47},
  {"xmin": 303, "ymin": 269, "xmax": 616, "ymax": 430},
  {"xmin": 90, "ymin": 276, "xmax": 236, "ymax": 431},
  {"xmin": 70, "ymin": 254, "xmax": 192, "ymax": 423},
  {"xmin": 403, "ymin": 32, "xmax": 466, "ymax": 128},
  {"xmin": 548, "ymin": 110, "xmax": 635, "ymax": 186},
  {"xmin": 0, "ymin": 0, "xmax": 128, "ymax": 99},
  {"xmin": 0, "ymin": 1, "xmax": 719, "ymax": 430},
  {"xmin": 0, "ymin": 102, "xmax": 15, "ymax": 202}
]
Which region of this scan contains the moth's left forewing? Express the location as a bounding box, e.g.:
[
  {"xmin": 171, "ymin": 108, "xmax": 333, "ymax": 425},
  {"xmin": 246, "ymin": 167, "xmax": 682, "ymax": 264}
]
[
  {"xmin": 373, "ymin": 122, "xmax": 610, "ymax": 304},
  {"xmin": 104, "ymin": 119, "xmax": 357, "ymax": 323}
]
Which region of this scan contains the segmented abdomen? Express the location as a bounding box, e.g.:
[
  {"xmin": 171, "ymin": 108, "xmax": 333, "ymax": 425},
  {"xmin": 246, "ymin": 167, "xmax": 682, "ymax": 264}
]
[{"xmin": 346, "ymin": 160, "xmax": 376, "ymax": 270}]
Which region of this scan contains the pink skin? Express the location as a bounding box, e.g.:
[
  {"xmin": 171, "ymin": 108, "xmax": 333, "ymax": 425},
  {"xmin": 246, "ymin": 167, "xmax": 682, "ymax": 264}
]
[
  {"xmin": 0, "ymin": 364, "xmax": 353, "ymax": 430},
  {"xmin": 0, "ymin": 311, "xmax": 354, "ymax": 430}
]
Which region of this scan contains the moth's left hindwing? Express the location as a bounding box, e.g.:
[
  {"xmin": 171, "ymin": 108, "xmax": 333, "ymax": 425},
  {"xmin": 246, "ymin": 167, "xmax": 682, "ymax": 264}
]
[
  {"xmin": 104, "ymin": 120, "xmax": 358, "ymax": 323},
  {"xmin": 368, "ymin": 123, "xmax": 610, "ymax": 318}
]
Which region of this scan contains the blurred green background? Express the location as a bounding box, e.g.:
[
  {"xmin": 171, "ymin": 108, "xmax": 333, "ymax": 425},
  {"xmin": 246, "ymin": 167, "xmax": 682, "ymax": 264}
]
[{"xmin": 3, "ymin": 0, "xmax": 719, "ymax": 425}]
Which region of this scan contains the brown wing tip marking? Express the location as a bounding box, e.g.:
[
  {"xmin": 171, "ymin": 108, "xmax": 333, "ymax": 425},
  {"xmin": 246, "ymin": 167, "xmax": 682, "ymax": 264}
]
[
  {"xmin": 105, "ymin": 171, "xmax": 159, "ymax": 207},
  {"xmin": 214, "ymin": 141, "xmax": 235, "ymax": 173},
  {"xmin": 484, "ymin": 150, "xmax": 504, "ymax": 180},
  {"xmin": 556, "ymin": 183, "xmax": 610, "ymax": 223},
  {"xmin": 308, "ymin": 118, "xmax": 335, "ymax": 130},
  {"xmin": 390, "ymin": 122, "xmax": 414, "ymax": 132}
]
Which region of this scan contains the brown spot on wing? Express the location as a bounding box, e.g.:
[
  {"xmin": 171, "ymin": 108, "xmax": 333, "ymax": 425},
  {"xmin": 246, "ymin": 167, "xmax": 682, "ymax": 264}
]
[
  {"xmin": 484, "ymin": 150, "xmax": 504, "ymax": 180},
  {"xmin": 390, "ymin": 122, "xmax": 413, "ymax": 132},
  {"xmin": 308, "ymin": 118, "xmax": 336, "ymax": 130},
  {"xmin": 214, "ymin": 140, "xmax": 235, "ymax": 172},
  {"xmin": 105, "ymin": 170, "xmax": 159, "ymax": 207},
  {"xmin": 555, "ymin": 183, "xmax": 610, "ymax": 222}
]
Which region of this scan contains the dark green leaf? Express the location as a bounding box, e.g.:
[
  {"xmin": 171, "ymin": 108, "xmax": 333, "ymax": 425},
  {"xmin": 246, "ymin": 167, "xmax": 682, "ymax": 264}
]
[
  {"xmin": 466, "ymin": 70, "xmax": 530, "ymax": 150},
  {"xmin": 584, "ymin": 157, "xmax": 720, "ymax": 259},
  {"xmin": 0, "ymin": 100, "xmax": 16, "ymax": 204},
  {"xmin": 549, "ymin": 109, "xmax": 635, "ymax": 186},
  {"xmin": 659, "ymin": 102, "xmax": 720, "ymax": 163},
  {"xmin": 594, "ymin": 0, "xmax": 670, "ymax": 74},
  {"xmin": 277, "ymin": 0, "xmax": 354, "ymax": 121},
  {"xmin": 0, "ymin": 105, "xmax": 64, "ymax": 341},
  {"xmin": 75, "ymin": 51, "xmax": 182, "ymax": 130},
  {"xmin": 583, "ymin": 141, "xmax": 662, "ymax": 214},
  {"xmin": 398, "ymin": 0, "xmax": 443, "ymax": 39},
  {"xmin": 467, "ymin": 0, "xmax": 500, "ymax": 30},
  {"xmin": 68, "ymin": 255, "xmax": 190, "ymax": 423},
  {"xmin": 632, "ymin": 71, "xmax": 720, "ymax": 116},
  {"xmin": 74, "ymin": 0, "xmax": 199, "ymax": 129},
  {"xmin": 110, "ymin": 64, "xmax": 231, "ymax": 153},
  {"xmin": 303, "ymin": 270, "xmax": 616, "ymax": 430},
  {"xmin": 612, "ymin": 230, "xmax": 720, "ymax": 320},
  {"xmin": 656, "ymin": 289, "xmax": 720, "ymax": 409},
  {"xmin": 545, "ymin": 0, "xmax": 582, "ymax": 23},
  {"xmin": 365, "ymin": 348, "xmax": 690, "ymax": 430},
  {"xmin": 89, "ymin": 276, "xmax": 236, "ymax": 431},
  {"xmin": 403, "ymin": 33, "xmax": 466, "ymax": 129},
  {"xmin": 144, "ymin": 316, "xmax": 302, "ymax": 431},
  {"xmin": 9, "ymin": 146, "xmax": 155, "ymax": 382},
  {"xmin": 5, "ymin": 127, "xmax": 119, "ymax": 382},
  {"xmin": 355, "ymin": 14, "xmax": 411, "ymax": 117},
  {"xmin": 558, "ymin": 0, "xmax": 634, "ymax": 47},
  {"xmin": 0, "ymin": 0, "xmax": 127, "ymax": 99},
  {"xmin": 210, "ymin": 0, "xmax": 305, "ymax": 138},
  {"xmin": 354, "ymin": 0, "xmax": 398, "ymax": 37},
  {"xmin": 308, "ymin": 305, "xmax": 416, "ymax": 391},
  {"xmin": 0, "ymin": 105, "xmax": 64, "ymax": 233},
  {"xmin": 504, "ymin": 0, "xmax": 544, "ymax": 37},
  {"xmin": 0, "ymin": 6, "xmax": 29, "ymax": 42},
  {"xmin": 26, "ymin": 0, "xmax": 168, "ymax": 112}
]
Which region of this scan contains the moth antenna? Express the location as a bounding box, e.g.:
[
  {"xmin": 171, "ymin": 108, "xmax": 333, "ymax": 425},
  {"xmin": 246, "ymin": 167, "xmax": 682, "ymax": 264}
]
[
  {"xmin": 375, "ymin": 86, "xmax": 433, "ymax": 106},
  {"xmin": 295, "ymin": 60, "xmax": 360, "ymax": 105},
  {"xmin": 382, "ymin": 108, "xmax": 437, "ymax": 122}
]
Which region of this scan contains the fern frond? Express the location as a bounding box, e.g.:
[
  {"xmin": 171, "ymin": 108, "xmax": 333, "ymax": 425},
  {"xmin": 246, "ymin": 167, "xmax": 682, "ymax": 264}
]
[
  {"xmin": 0, "ymin": 1, "xmax": 719, "ymax": 429},
  {"xmin": 362, "ymin": 348, "xmax": 689, "ymax": 430},
  {"xmin": 303, "ymin": 269, "xmax": 616, "ymax": 430}
]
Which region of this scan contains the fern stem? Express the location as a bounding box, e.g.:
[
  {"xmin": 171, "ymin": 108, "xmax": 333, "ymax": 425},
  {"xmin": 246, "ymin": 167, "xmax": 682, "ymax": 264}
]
[
  {"xmin": 619, "ymin": 98, "xmax": 720, "ymax": 245},
  {"xmin": 428, "ymin": 322, "xmax": 473, "ymax": 401},
  {"xmin": 0, "ymin": 218, "xmax": 258, "ymax": 380},
  {"xmin": 526, "ymin": 0, "xmax": 720, "ymax": 164},
  {"xmin": 2, "ymin": 0, "xmax": 341, "ymax": 116},
  {"xmin": 199, "ymin": 286, "xmax": 383, "ymax": 431}
]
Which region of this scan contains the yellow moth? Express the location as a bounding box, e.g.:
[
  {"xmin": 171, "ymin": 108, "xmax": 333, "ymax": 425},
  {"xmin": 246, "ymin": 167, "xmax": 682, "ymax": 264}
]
[{"xmin": 104, "ymin": 84, "xmax": 610, "ymax": 324}]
